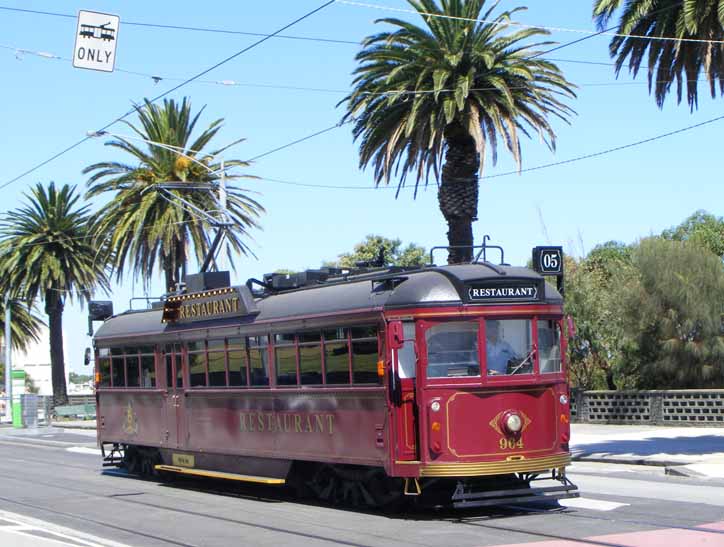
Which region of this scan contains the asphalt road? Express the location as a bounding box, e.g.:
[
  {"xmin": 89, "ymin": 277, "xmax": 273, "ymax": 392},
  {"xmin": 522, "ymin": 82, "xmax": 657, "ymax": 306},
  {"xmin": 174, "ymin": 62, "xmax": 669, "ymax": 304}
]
[{"xmin": 0, "ymin": 429, "xmax": 723, "ymax": 547}]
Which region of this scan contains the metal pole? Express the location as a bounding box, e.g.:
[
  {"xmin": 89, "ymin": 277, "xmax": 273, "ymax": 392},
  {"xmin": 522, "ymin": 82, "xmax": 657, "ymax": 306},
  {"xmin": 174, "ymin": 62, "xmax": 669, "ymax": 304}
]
[
  {"xmin": 4, "ymin": 293, "xmax": 12, "ymax": 422},
  {"xmin": 218, "ymin": 159, "xmax": 228, "ymax": 272}
]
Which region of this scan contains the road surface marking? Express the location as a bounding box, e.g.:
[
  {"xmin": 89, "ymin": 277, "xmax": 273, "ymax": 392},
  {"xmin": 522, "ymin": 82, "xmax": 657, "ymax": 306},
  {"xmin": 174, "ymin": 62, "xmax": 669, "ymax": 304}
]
[
  {"xmin": 66, "ymin": 446, "xmax": 102, "ymax": 455},
  {"xmin": 559, "ymin": 497, "xmax": 629, "ymax": 511}
]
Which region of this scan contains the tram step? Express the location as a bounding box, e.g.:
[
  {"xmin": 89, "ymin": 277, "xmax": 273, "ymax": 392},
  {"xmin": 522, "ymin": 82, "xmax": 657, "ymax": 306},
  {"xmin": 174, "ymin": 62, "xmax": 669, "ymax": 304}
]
[
  {"xmin": 154, "ymin": 465, "xmax": 286, "ymax": 485},
  {"xmin": 452, "ymin": 484, "xmax": 579, "ymax": 509}
]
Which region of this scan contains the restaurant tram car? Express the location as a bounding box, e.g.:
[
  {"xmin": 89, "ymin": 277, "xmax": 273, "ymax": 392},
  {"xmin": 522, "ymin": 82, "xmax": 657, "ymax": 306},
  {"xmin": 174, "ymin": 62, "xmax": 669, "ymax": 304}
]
[{"xmin": 92, "ymin": 243, "xmax": 578, "ymax": 508}]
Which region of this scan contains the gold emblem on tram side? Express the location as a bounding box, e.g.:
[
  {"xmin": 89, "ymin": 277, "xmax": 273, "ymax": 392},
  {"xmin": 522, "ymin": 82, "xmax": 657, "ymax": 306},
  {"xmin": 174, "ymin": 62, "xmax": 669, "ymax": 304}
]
[
  {"xmin": 122, "ymin": 402, "xmax": 139, "ymax": 436},
  {"xmin": 488, "ymin": 410, "xmax": 532, "ymax": 436}
]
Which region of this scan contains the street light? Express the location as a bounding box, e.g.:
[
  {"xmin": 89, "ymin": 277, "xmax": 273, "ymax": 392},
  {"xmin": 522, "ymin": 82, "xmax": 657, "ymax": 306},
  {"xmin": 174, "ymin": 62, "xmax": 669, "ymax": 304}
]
[
  {"xmin": 87, "ymin": 130, "xmax": 234, "ymax": 274},
  {"xmin": 3, "ymin": 293, "xmax": 11, "ymax": 423}
]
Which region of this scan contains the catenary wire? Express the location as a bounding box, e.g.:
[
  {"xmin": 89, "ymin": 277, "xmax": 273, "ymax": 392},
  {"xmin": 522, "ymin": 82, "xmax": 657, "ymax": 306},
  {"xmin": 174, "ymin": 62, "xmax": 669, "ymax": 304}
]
[
  {"xmin": 0, "ymin": 5, "xmax": 360, "ymax": 45},
  {"xmin": 0, "ymin": 0, "xmax": 337, "ymax": 191},
  {"xmin": 337, "ymin": 0, "xmax": 719, "ymax": 45},
  {"xmin": 1, "ymin": 44, "xmax": 686, "ymax": 94}
]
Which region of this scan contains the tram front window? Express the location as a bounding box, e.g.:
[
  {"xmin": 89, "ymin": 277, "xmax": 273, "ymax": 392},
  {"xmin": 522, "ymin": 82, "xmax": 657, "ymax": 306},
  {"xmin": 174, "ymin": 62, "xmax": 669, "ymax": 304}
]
[
  {"xmin": 426, "ymin": 322, "xmax": 479, "ymax": 378},
  {"xmin": 538, "ymin": 320, "xmax": 562, "ymax": 373},
  {"xmin": 486, "ymin": 319, "xmax": 533, "ymax": 376}
]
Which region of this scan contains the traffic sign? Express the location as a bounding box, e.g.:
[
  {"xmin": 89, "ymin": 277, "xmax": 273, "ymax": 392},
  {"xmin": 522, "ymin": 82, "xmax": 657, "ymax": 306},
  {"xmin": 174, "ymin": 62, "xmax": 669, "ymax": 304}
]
[
  {"xmin": 73, "ymin": 10, "xmax": 120, "ymax": 73},
  {"xmin": 532, "ymin": 246, "xmax": 563, "ymax": 275}
]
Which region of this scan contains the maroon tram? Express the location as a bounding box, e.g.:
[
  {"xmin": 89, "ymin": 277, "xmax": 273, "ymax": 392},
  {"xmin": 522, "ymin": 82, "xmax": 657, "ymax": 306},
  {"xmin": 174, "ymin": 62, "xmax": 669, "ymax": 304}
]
[{"xmin": 92, "ymin": 243, "xmax": 578, "ymax": 508}]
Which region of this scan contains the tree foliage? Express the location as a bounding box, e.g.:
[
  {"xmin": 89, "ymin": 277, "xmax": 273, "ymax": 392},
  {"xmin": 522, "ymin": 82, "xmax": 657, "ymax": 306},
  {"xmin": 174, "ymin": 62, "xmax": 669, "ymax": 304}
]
[
  {"xmin": 0, "ymin": 182, "xmax": 109, "ymax": 405},
  {"xmin": 618, "ymin": 237, "xmax": 724, "ymax": 388},
  {"xmin": 565, "ymin": 232, "xmax": 724, "ymax": 390},
  {"xmin": 343, "ymin": 0, "xmax": 575, "ymax": 262},
  {"xmin": 593, "ymin": 0, "xmax": 724, "ymax": 109},
  {"xmin": 564, "ymin": 243, "xmax": 634, "ymax": 389},
  {"xmin": 661, "ymin": 209, "xmax": 724, "ymax": 258},
  {"xmin": 84, "ymin": 97, "xmax": 263, "ymax": 291},
  {"xmin": 326, "ymin": 235, "xmax": 427, "ymax": 268}
]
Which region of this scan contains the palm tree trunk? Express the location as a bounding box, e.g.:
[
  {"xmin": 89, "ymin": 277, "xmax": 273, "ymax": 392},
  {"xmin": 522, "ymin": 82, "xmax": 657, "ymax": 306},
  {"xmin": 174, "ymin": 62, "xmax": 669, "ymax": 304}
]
[
  {"xmin": 439, "ymin": 123, "xmax": 480, "ymax": 264},
  {"xmin": 45, "ymin": 290, "xmax": 68, "ymax": 407},
  {"xmin": 163, "ymin": 252, "xmax": 176, "ymax": 293}
]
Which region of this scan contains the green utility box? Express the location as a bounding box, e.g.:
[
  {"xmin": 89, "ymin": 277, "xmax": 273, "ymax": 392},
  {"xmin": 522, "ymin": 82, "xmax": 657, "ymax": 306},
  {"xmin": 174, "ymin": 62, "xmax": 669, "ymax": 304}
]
[{"xmin": 11, "ymin": 370, "xmax": 25, "ymax": 428}]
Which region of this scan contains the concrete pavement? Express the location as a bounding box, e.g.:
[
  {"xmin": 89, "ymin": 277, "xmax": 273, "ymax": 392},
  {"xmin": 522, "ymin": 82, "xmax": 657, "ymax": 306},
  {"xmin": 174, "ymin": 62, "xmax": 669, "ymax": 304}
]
[{"xmin": 570, "ymin": 423, "xmax": 724, "ymax": 478}]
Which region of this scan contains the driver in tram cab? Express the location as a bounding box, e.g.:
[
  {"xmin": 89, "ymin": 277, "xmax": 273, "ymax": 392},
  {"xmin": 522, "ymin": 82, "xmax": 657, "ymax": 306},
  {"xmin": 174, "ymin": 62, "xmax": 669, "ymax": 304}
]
[{"xmin": 485, "ymin": 320, "xmax": 518, "ymax": 375}]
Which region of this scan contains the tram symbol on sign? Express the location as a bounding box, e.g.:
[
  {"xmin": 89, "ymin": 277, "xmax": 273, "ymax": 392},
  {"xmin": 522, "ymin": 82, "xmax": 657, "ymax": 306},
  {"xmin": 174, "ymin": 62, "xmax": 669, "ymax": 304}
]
[{"xmin": 79, "ymin": 22, "xmax": 116, "ymax": 41}]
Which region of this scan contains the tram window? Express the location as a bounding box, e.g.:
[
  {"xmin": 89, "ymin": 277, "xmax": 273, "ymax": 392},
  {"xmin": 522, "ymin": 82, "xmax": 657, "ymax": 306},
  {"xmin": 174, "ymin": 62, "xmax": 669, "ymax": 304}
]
[
  {"xmin": 97, "ymin": 354, "xmax": 111, "ymax": 387},
  {"xmin": 139, "ymin": 345, "xmax": 154, "ymax": 354},
  {"xmin": 275, "ymin": 334, "xmax": 297, "ymax": 385},
  {"xmin": 188, "ymin": 350, "xmax": 207, "ymax": 387},
  {"xmin": 323, "ymin": 328, "xmax": 347, "ymax": 341},
  {"xmin": 325, "ymin": 339, "xmax": 350, "ymax": 384},
  {"xmin": 228, "ymin": 348, "xmax": 248, "ymax": 386},
  {"xmin": 187, "ymin": 341, "xmax": 203, "ymax": 352},
  {"xmin": 126, "ymin": 353, "xmax": 140, "ymax": 388},
  {"xmin": 538, "ymin": 320, "xmax": 562, "ymax": 373},
  {"xmin": 227, "ymin": 337, "xmax": 244, "ymax": 349},
  {"xmin": 112, "ymin": 356, "xmax": 125, "ymax": 387},
  {"xmin": 397, "ymin": 322, "xmax": 416, "ymax": 379},
  {"xmin": 207, "ymin": 339, "xmax": 224, "ymax": 350},
  {"xmin": 247, "ymin": 336, "xmax": 269, "ymax": 386},
  {"xmin": 298, "ymin": 332, "xmax": 321, "ymax": 344},
  {"xmin": 426, "ymin": 322, "xmax": 479, "ymax": 378},
  {"xmin": 299, "ymin": 343, "xmax": 322, "ymax": 385},
  {"xmin": 351, "ymin": 326, "xmax": 376, "ymax": 339},
  {"xmin": 485, "ymin": 319, "xmax": 533, "ymax": 376},
  {"xmin": 208, "ymin": 350, "xmax": 226, "ymax": 387},
  {"xmin": 141, "ymin": 354, "xmax": 155, "ymax": 388}
]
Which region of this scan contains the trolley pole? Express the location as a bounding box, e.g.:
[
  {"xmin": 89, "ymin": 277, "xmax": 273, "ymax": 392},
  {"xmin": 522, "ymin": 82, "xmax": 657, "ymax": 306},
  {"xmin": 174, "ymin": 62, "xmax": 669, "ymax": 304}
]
[
  {"xmin": 3, "ymin": 293, "xmax": 11, "ymax": 423},
  {"xmin": 218, "ymin": 159, "xmax": 228, "ymax": 272}
]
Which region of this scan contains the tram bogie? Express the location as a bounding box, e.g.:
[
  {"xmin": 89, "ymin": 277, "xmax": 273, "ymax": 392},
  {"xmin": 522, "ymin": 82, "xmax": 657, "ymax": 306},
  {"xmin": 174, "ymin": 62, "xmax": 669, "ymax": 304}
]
[{"xmin": 93, "ymin": 241, "xmax": 578, "ymax": 508}]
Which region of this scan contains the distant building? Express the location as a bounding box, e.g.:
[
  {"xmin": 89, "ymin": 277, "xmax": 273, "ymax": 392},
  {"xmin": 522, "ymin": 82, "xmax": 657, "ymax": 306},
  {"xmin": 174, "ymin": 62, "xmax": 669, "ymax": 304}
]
[{"xmin": 9, "ymin": 326, "xmax": 71, "ymax": 396}]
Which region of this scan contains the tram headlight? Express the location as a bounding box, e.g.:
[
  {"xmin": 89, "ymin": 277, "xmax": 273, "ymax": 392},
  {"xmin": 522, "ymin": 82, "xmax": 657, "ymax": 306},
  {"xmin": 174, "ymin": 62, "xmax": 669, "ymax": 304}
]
[
  {"xmin": 504, "ymin": 412, "xmax": 523, "ymax": 434},
  {"xmin": 430, "ymin": 401, "xmax": 441, "ymax": 412},
  {"xmin": 559, "ymin": 394, "xmax": 569, "ymax": 405}
]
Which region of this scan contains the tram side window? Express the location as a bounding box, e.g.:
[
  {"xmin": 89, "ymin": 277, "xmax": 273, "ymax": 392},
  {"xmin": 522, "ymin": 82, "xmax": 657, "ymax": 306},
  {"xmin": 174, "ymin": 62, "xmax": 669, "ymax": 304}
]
[
  {"xmin": 298, "ymin": 332, "xmax": 322, "ymax": 385},
  {"xmin": 188, "ymin": 341, "xmax": 207, "ymax": 387},
  {"xmin": 538, "ymin": 320, "xmax": 562, "ymax": 373},
  {"xmin": 247, "ymin": 336, "xmax": 269, "ymax": 386},
  {"xmin": 140, "ymin": 346, "xmax": 155, "ymax": 388},
  {"xmin": 275, "ymin": 334, "xmax": 298, "ymax": 386},
  {"xmin": 125, "ymin": 348, "xmax": 141, "ymax": 388},
  {"xmin": 324, "ymin": 328, "xmax": 350, "ymax": 385},
  {"xmin": 228, "ymin": 337, "xmax": 248, "ymax": 387},
  {"xmin": 111, "ymin": 347, "xmax": 125, "ymax": 387},
  {"xmin": 208, "ymin": 339, "xmax": 227, "ymax": 387},
  {"xmin": 97, "ymin": 348, "xmax": 111, "ymax": 387},
  {"xmin": 426, "ymin": 322, "xmax": 480, "ymax": 378},
  {"xmin": 351, "ymin": 326, "xmax": 380, "ymax": 384}
]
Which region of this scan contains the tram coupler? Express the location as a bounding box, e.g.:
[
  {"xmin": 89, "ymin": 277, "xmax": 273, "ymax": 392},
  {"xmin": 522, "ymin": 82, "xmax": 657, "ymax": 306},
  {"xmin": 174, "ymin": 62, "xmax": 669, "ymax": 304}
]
[
  {"xmin": 403, "ymin": 477, "xmax": 422, "ymax": 496},
  {"xmin": 101, "ymin": 442, "xmax": 124, "ymax": 467}
]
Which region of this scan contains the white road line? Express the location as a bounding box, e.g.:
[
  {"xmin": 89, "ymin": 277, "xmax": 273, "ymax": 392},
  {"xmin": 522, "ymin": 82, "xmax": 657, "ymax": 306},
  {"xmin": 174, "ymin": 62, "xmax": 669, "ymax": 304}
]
[
  {"xmin": 559, "ymin": 497, "xmax": 629, "ymax": 511},
  {"xmin": 0, "ymin": 510, "xmax": 133, "ymax": 547},
  {"xmin": 66, "ymin": 446, "xmax": 102, "ymax": 456}
]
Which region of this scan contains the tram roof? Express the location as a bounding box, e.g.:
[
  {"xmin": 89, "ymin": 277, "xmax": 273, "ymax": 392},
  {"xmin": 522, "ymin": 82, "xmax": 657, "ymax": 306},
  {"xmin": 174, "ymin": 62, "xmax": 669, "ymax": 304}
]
[{"xmin": 94, "ymin": 263, "xmax": 562, "ymax": 343}]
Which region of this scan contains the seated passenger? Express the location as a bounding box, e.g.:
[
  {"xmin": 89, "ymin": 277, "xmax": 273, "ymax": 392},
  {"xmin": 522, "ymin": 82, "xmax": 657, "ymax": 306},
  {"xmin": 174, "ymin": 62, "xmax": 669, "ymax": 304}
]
[{"xmin": 486, "ymin": 320, "xmax": 518, "ymax": 375}]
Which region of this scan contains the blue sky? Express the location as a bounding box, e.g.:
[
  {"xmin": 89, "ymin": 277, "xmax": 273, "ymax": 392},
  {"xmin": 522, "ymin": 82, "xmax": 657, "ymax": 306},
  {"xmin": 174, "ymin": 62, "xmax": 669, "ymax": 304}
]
[{"xmin": 0, "ymin": 0, "xmax": 721, "ymax": 373}]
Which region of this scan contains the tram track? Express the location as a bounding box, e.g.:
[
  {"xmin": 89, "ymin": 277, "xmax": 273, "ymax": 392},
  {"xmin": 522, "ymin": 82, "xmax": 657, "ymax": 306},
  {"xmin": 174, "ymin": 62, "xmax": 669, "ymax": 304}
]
[{"xmin": 1, "ymin": 443, "xmax": 723, "ymax": 547}]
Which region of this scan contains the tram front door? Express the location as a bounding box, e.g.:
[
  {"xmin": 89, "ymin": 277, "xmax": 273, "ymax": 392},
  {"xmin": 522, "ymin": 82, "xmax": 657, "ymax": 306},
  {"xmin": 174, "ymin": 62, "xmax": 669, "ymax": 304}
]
[{"xmin": 163, "ymin": 344, "xmax": 185, "ymax": 449}]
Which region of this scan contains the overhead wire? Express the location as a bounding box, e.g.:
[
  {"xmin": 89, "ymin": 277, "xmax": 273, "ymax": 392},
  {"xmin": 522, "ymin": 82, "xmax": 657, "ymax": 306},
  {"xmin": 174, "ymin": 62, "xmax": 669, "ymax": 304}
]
[
  {"xmin": 0, "ymin": 5, "xmax": 360, "ymax": 45},
  {"xmin": 0, "ymin": 0, "xmax": 338, "ymax": 190},
  {"xmin": 337, "ymin": 0, "xmax": 719, "ymax": 45}
]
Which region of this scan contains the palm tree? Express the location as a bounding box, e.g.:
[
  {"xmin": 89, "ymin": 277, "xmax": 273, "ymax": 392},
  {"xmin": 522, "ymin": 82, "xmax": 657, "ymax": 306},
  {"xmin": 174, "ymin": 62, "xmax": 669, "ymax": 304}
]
[
  {"xmin": 0, "ymin": 300, "xmax": 45, "ymax": 389},
  {"xmin": 83, "ymin": 97, "xmax": 264, "ymax": 291},
  {"xmin": 593, "ymin": 0, "xmax": 724, "ymax": 109},
  {"xmin": 342, "ymin": 0, "xmax": 575, "ymax": 263},
  {"xmin": 0, "ymin": 183, "xmax": 109, "ymax": 406},
  {"xmin": 0, "ymin": 300, "xmax": 45, "ymax": 352}
]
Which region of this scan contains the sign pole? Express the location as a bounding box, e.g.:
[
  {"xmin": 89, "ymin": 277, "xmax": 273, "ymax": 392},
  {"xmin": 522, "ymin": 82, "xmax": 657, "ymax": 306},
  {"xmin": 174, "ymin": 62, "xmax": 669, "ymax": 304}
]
[{"xmin": 3, "ymin": 294, "xmax": 11, "ymax": 423}]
